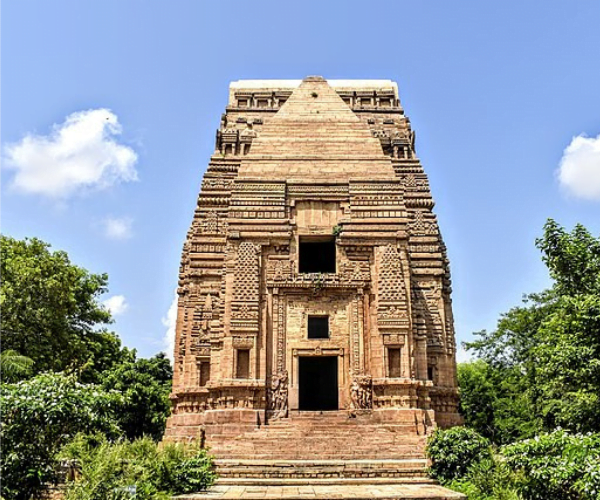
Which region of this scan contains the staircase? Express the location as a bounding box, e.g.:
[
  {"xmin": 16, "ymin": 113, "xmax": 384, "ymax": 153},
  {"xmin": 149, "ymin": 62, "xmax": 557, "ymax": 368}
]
[
  {"xmin": 173, "ymin": 411, "xmax": 464, "ymax": 498},
  {"xmin": 206, "ymin": 411, "xmax": 429, "ymax": 461}
]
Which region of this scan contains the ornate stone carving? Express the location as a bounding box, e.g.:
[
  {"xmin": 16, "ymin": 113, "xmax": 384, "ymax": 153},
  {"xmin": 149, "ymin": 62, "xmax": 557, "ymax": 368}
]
[
  {"xmin": 268, "ymin": 370, "xmax": 288, "ymax": 419},
  {"xmin": 350, "ymin": 375, "xmax": 372, "ymax": 410},
  {"xmin": 408, "ymin": 210, "xmax": 437, "ymax": 236},
  {"xmin": 232, "ymin": 336, "xmax": 254, "ymax": 349},
  {"xmin": 231, "ymin": 242, "xmax": 260, "ymax": 334}
]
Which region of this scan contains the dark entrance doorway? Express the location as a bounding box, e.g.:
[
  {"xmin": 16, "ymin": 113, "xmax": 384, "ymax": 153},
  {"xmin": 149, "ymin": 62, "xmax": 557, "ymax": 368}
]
[{"xmin": 298, "ymin": 356, "xmax": 338, "ymax": 411}]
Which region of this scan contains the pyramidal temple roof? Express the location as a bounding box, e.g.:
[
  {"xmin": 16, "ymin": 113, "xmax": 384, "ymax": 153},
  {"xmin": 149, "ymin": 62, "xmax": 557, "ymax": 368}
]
[{"xmin": 238, "ymin": 76, "xmax": 395, "ymax": 182}]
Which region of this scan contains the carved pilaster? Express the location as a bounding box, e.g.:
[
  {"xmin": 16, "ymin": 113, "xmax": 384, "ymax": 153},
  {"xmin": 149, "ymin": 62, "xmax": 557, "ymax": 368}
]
[
  {"xmin": 231, "ymin": 241, "xmax": 260, "ymax": 335},
  {"xmin": 377, "ymin": 244, "xmax": 410, "ymax": 338},
  {"xmin": 350, "ymin": 293, "xmax": 363, "ymax": 375},
  {"xmin": 273, "ymin": 291, "xmax": 287, "ymax": 373}
]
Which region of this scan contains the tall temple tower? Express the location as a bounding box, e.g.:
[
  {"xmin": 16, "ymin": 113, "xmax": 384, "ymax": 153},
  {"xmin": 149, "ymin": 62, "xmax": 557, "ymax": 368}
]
[{"xmin": 165, "ymin": 77, "xmax": 461, "ymax": 471}]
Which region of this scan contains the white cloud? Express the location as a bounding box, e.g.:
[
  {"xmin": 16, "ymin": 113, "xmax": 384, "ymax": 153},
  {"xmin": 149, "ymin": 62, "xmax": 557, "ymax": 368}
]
[
  {"xmin": 102, "ymin": 216, "xmax": 133, "ymax": 240},
  {"xmin": 102, "ymin": 295, "xmax": 129, "ymax": 316},
  {"xmin": 557, "ymin": 133, "xmax": 600, "ymax": 201},
  {"xmin": 455, "ymin": 344, "xmax": 473, "ymax": 364},
  {"xmin": 162, "ymin": 290, "xmax": 178, "ymax": 363},
  {"xmin": 3, "ymin": 108, "xmax": 138, "ymax": 199}
]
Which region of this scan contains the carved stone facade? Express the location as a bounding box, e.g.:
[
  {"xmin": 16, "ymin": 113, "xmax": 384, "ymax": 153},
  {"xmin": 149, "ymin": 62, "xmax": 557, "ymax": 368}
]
[{"xmin": 164, "ymin": 77, "xmax": 461, "ymax": 450}]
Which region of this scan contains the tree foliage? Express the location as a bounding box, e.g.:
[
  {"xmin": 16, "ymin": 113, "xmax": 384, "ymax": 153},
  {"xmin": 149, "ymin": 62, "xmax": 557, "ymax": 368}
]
[
  {"xmin": 0, "ymin": 349, "xmax": 34, "ymax": 383},
  {"xmin": 464, "ymin": 220, "xmax": 600, "ymax": 441},
  {"xmin": 0, "ymin": 235, "xmax": 176, "ymax": 498},
  {"xmin": 0, "ymin": 235, "xmax": 128, "ymax": 376},
  {"xmin": 0, "ymin": 373, "xmax": 122, "ymax": 500},
  {"xmin": 101, "ymin": 353, "xmax": 173, "ymax": 441}
]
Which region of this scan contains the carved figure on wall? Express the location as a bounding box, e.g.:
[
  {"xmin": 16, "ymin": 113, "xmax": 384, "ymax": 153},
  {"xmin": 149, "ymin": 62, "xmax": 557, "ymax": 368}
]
[
  {"xmin": 268, "ymin": 370, "xmax": 288, "ymax": 419},
  {"xmin": 240, "ymin": 122, "xmax": 257, "ymax": 138},
  {"xmin": 350, "ymin": 375, "xmax": 372, "ymax": 411}
]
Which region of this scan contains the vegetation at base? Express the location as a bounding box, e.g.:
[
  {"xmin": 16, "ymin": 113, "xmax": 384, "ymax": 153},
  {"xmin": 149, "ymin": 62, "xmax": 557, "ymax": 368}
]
[
  {"xmin": 427, "ymin": 428, "xmax": 600, "ymax": 500},
  {"xmin": 0, "ymin": 373, "xmax": 122, "ymax": 500},
  {"xmin": 0, "ymin": 235, "xmax": 176, "ymax": 499},
  {"xmin": 59, "ymin": 434, "xmax": 215, "ymax": 500},
  {"xmin": 428, "ymin": 220, "xmax": 600, "ymax": 499},
  {"xmin": 503, "ymin": 431, "xmax": 600, "ymax": 500},
  {"xmin": 426, "ymin": 427, "xmax": 492, "ymax": 483}
]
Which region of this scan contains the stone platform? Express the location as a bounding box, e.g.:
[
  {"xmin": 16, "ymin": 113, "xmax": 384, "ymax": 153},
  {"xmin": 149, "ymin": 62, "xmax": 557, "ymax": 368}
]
[{"xmin": 176, "ymin": 483, "xmax": 464, "ymax": 499}]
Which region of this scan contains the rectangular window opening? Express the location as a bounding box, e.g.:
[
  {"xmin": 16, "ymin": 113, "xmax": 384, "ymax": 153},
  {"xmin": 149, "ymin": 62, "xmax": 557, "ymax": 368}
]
[
  {"xmin": 427, "ymin": 366, "xmax": 435, "ymax": 382},
  {"xmin": 299, "ymin": 237, "xmax": 336, "ymax": 273},
  {"xmin": 199, "ymin": 362, "xmax": 210, "ymax": 386},
  {"xmin": 236, "ymin": 350, "xmax": 250, "ymax": 379},
  {"xmin": 388, "ymin": 348, "xmax": 401, "ymax": 378},
  {"xmin": 308, "ymin": 316, "xmax": 329, "ymax": 339}
]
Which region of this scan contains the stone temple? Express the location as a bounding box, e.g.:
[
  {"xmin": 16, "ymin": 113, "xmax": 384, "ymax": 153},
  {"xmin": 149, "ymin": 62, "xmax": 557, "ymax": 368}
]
[{"xmin": 165, "ymin": 77, "xmax": 462, "ymax": 498}]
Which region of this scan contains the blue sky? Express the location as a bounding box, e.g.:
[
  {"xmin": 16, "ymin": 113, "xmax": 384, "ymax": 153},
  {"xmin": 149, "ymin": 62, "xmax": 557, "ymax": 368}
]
[{"xmin": 2, "ymin": 1, "xmax": 599, "ymax": 360}]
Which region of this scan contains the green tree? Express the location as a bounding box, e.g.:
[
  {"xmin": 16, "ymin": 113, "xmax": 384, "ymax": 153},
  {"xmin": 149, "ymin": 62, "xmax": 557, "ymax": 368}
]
[
  {"xmin": 0, "ymin": 372, "xmax": 122, "ymax": 500},
  {"xmin": 533, "ymin": 220, "xmax": 600, "ymax": 432},
  {"xmin": 0, "ymin": 349, "xmax": 34, "ymax": 382},
  {"xmin": 101, "ymin": 353, "xmax": 173, "ymax": 441},
  {"xmin": 465, "ymin": 220, "xmax": 600, "ymax": 440},
  {"xmin": 0, "ymin": 235, "xmax": 132, "ymax": 380}
]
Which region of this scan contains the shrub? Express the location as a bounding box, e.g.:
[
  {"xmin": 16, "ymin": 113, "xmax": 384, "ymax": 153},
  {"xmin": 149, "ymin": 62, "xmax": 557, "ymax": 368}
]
[
  {"xmin": 502, "ymin": 430, "xmax": 600, "ymax": 500},
  {"xmin": 100, "ymin": 353, "xmax": 172, "ymax": 441},
  {"xmin": 426, "ymin": 427, "xmax": 492, "ymax": 483},
  {"xmin": 60, "ymin": 434, "xmax": 215, "ymax": 500},
  {"xmin": 0, "ymin": 373, "xmax": 122, "ymax": 500}
]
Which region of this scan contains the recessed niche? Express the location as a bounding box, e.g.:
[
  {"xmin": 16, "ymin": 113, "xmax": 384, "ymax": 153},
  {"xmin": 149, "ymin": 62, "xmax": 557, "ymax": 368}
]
[
  {"xmin": 308, "ymin": 316, "xmax": 329, "ymax": 339},
  {"xmin": 299, "ymin": 237, "xmax": 336, "ymax": 273}
]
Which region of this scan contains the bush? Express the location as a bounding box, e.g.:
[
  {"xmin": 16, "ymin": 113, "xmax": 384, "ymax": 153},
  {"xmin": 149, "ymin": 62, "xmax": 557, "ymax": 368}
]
[
  {"xmin": 427, "ymin": 427, "xmax": 492, "ymax": 483},
  {"xmin": 0, "ymin": 373, "xmax": 122, "ymax": 500},
  {"xmin": 100, "ymin": 353, "xmax": 172, "ymax": 441},
  {"xmin": 60, "ymin": 434, "xmax": 216, "ymax": 499},
  {"xmin": 447, "ymin": 457, "xmax": 520, "ymax": 500},
  {"xmin": 502, "ymin": 430, "xmax": 600, "ymax": 500}
]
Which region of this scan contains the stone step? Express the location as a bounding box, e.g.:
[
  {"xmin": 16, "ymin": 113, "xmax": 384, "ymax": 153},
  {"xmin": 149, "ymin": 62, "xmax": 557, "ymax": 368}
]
[
  {"xmin": 174, "ymin": 483, "xmax": 466, "ymax": 499},
  {"xmin": 209, "ymin": 449, "xmax": 426, "ymax": 460},
  {"xmin": 262, "ymin": 424, "xmax": 423, "ymax": 432},
  {"xmin": 212, "ymin": 443, "xmax": 425, "ymax": 451},
  {"xmin": 202, "ymin": 411, "xmax": 430, "ymax": 461},
  {"xmin": 212, "ymin": 451, "xmax": 425, "ymax": 457},
  {"xmin": 210, "ymin": 438, "xmax": 427, "ymax": 446},
  {"xmin": 214, "ymin": 458, "xmax": 429, "ymax": 479},
  {"xmin": 223, "ymin": 434, "xmax": 426, "ymax": 442},
  {"xmin": 214, "ymin": 459, "xmax": 428, "ymax": 467},
  {"xmin": 218, "ymin": 426, "xmax": 428, "ymax": 436},
  {"xmin": 208, "ymin": 437, "xmax": 426, "ymax": 446},
  {"xmin": 216, "ymin": 477, "xmax": 436, "ymax": 486}
]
